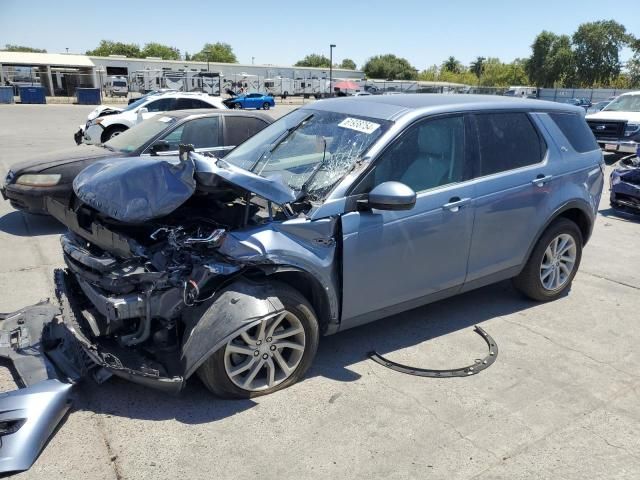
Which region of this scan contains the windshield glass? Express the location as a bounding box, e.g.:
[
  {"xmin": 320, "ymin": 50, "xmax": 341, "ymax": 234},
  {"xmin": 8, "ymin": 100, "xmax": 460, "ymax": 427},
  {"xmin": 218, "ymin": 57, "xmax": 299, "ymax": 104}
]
[
  {"xmin": 104, "ymin": 115, "xmax": 176, "ymax": 152},
  {"xmin": 603, "ymin": 95, "xmax": 640, "ymax": 113},
  {"xmin": 224, "ymin": 109, "xmax": 391, "ymax": 199}
]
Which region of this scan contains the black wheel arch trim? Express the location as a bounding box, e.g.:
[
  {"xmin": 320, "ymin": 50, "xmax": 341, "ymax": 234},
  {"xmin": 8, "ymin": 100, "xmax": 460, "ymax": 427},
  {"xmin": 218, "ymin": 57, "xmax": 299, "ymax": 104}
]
[{"xmin": 520, "ymin": 199, "xmax": 593, "ymax": 275}]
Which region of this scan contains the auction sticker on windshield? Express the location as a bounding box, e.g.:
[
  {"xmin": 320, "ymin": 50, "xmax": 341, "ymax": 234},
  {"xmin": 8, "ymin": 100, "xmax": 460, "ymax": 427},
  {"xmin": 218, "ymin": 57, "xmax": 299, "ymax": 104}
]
[{"xmin": 338, "ymin": 117, "xmax": 380, "ymax": 134}]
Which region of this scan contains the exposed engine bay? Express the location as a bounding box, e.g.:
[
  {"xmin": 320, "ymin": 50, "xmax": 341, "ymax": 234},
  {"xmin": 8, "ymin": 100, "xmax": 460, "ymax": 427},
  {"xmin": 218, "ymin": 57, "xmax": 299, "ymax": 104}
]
[{"xmin": 610, "ymin": 155, "xmax": 640, "ymax": 213}]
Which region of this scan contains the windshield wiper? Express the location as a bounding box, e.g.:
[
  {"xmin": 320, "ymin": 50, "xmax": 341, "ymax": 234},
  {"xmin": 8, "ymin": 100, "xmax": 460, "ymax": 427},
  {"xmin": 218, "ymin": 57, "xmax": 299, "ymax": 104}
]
[
  {"xmin": 249, "ymin": 114, "xmax": 314, "ymax": 173},
  {"xmin": 297, "ymin": 137, "xmax": 328, "ymax": 200}
]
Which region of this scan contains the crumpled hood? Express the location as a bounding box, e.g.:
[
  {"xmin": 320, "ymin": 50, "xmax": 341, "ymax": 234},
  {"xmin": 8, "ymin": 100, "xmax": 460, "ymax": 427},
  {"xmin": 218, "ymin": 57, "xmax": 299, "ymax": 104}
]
[
  {"xmin": 8, "ymin": 145, "xmax": 111, "ymax": 175},
  {"xmin": 87, "ymin": 105, "xmax": 123, "ymax": 121},
  {"xmin": 73, "ymin": 156, "xmax": 196, "ymax": 223},
  {"xmin": 192, "ymin": 152, "xmax": 297, "ymax": 205}
]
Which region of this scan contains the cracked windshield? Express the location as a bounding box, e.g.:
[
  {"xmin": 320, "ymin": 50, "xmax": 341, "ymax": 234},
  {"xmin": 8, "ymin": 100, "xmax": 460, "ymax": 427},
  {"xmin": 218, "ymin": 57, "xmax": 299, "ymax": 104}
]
[{"xmin": 224, "ymin": 109, "xmax": 390, "ymax": 199}]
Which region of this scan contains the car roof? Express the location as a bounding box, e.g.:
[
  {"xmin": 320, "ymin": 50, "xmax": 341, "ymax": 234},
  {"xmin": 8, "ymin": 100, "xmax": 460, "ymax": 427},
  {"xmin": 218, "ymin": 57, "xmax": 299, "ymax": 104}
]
[
  {"xmin": 162, "ymin": 109, "xmax": 274, "ymax": 123},
  {"xmin": 305, "ymin": 94, "xmax": 585, "ymax": 121}
]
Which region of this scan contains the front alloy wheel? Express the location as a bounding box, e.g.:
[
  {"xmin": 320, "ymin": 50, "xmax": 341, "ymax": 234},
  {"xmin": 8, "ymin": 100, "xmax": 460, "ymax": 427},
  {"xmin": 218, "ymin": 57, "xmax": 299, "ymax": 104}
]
[
  {"xmin": 224, "ymin": 311, "xmax": 305, "ymax": 391},
  {"xmin": 197, "ymin": 281, "xmax": 319, "ymax": 398}
]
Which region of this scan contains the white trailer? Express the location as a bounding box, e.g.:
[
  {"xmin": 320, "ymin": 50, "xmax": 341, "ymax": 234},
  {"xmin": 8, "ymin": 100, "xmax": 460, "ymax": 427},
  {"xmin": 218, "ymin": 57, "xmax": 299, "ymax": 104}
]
[{"xmin": 504, "ymin": 86, "xmax": 538, "ymax": 98}]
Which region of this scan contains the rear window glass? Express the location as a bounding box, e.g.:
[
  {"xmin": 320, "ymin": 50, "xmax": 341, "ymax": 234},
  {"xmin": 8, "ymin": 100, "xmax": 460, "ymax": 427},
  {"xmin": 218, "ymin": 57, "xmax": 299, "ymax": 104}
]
[
  {"xmin": 475, "ymin": 113, "xmax": 546, "ymax": 176},
  {"xmin": 549, "ymin": 113, "xmax": 599, "ymax": 153}
]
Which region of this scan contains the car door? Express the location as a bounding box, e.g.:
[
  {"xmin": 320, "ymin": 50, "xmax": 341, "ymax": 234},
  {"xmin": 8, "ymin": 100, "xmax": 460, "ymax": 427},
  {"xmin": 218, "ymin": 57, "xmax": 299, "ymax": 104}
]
[
  {"xmin": 139, "ymin": 98, "xmax": 176, "ymax": 121},
  {"xmin": 340, "ymin": 114, "xmax": 477, "ymax": 328},
  {"xmin": 222, "ymin": 115, "xmax": 271, "ymax": 153},
  {"xmin": 146, "ymin": 116, "xmax": 223, "ymax": 155},
  {"xmin": 463, "ymin": 111, "xmax": 551, "ymax": 288}
]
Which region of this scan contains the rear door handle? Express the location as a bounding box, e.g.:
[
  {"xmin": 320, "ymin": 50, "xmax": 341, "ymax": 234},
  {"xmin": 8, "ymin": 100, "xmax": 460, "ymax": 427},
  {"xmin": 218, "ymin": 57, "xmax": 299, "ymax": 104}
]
[
  {"xmin": 532, "ymin": 174, "xmax": 553, "ymax": 187},
  {"xmin": 442, "ymin": 197, "xmax": 471, "ymax": 212}
]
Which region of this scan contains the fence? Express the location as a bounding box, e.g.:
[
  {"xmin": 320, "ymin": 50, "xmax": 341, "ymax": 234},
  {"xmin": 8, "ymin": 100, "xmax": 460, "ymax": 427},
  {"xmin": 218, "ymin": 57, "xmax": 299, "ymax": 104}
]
[{"xmin": 538, "ymin": 88, "xmax": 634, "ymax": 103}]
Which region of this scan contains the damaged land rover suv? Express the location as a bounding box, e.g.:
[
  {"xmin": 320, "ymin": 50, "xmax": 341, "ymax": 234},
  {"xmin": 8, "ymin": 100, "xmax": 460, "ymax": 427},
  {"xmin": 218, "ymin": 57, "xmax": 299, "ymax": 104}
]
[{"xmin": 37, "ymin": 95, "xmax": 604, "ymax": 400}]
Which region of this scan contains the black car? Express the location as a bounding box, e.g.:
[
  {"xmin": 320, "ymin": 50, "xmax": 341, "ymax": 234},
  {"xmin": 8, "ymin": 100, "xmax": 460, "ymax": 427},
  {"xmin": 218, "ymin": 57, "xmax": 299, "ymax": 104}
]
[{"xmin": 2, "ymin": 110, "xmax": 272, "ymax": 214}]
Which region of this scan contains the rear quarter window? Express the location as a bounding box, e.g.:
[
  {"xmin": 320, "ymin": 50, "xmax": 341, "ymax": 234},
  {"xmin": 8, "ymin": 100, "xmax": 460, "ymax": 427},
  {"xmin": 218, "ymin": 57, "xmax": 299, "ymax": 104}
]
[{"xmin": 548, "ymin": 113, "xmax": 599, "ymax": 153}]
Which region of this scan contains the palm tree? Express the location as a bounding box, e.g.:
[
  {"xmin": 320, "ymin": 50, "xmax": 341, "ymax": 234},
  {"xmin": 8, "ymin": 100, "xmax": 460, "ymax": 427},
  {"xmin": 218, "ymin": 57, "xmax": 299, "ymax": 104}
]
[
  {"xmin": 443, "ymin": 56, "xmax": 462, "ymax": 74},
  {"xmin": 470, "ymin": 56, "xmax": 486, "ymax": 80}
]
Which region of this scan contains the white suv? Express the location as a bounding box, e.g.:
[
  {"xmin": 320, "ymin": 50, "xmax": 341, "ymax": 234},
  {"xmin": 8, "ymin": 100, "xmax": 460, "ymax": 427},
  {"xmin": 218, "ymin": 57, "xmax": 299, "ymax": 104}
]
[{"xmin": 75, "ymin": 92, "xmax": 227, "ymax": 145}]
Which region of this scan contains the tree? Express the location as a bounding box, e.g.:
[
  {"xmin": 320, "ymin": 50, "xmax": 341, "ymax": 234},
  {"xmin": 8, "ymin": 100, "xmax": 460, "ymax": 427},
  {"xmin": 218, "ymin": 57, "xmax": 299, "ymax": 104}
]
[
  {"xmin": 572, "ymin": 20, "xmax": 630, "ymax": 86},
  {"xmin": 526, "ymin": 31, "xmax": 574, "ymax": 87},
  {"xmin": 191, "ymin": 43, "xmax": 238, "ymax": 63},
  {"xmin": 628, "ymin": 39, "xmax": 640, "ymax": 88},
  {"xmin": 294, "ymin": 54, "xmax": 331, "ymax": 68},
  {"xmin": 141, "ymin": 42, "xmax": 180, "ymax": 60},
  {"xmin": 339, "ymin": 58, "xmax": 357, "ymax": 70},
  {"xmin": 469, "ymin": 56, "xmax": 486, "ymax": 80},
  {"xmin": 86, "ymin": 40, "xmax": 141, "ymax": 57},
  {"xmin": 442, "ymin": 56, "xmax": 462, "ymax": 74},
  {"xmin": 2, "ymin": 44, "xmax": 46, "ymax": 53},
  {"xmin": 363, "ymin": 54, "xmax": 417, "ymax": 80}
]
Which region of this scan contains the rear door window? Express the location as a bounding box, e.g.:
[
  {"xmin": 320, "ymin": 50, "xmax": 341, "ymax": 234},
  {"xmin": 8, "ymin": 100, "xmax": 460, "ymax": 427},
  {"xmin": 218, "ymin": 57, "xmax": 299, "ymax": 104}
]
[
  {"xmin": 175, "ymin": 98, "xmax": 216, "ymax": 110},
  {"xmin": 224, "ymin": 116, "xmax": 270, "ymax": 146},
  {"xmin": 548, "ymin": 113, "xmax": 599, "ymax": 153},
  {"xmin": 474, "ymin": 112, "xmax": 546, "ymax": 176},
  {"xmin": 160, "ymin": 116, "xmax": 221, "ymax": 150}
]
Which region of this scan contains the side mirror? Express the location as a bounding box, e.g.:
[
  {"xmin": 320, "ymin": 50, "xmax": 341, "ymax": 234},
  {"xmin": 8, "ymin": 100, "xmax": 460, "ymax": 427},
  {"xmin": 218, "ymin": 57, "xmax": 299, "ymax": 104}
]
[
  {"xmin": 149, "ymin": 140, "xmax": 170, "ymax": 155},
  {"xmin": 136, "ymin": 107, "xmax": 148, "ymax": 122},
  {"xmin": 361, "ymin": 181, "xmax": 416, "ymax": 211}
]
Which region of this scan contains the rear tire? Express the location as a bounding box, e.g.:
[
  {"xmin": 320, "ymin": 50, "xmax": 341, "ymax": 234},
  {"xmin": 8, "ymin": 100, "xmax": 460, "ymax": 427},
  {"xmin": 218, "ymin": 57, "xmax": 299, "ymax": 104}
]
[
  {"xmin": 512, "ymin": 218, "xmax": 583, "ymax": 302},
  {"xmin": 197, "ymin": 282, "xmax": 319, "ymax": 399},
  {"xmin": 262, "ymin": 102, "xmax": 270, "ymax": 110}
]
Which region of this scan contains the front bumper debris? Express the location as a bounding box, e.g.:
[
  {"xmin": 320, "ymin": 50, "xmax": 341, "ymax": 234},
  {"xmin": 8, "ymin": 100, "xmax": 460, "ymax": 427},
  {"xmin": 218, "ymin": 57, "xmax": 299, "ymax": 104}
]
[
  {"xmin": 368, "ymin": 325, "xmax": 498, "ymax": 378},
  {"xmin": 0, "ymin": 302, "xmax": 73, "ymax": 474}
]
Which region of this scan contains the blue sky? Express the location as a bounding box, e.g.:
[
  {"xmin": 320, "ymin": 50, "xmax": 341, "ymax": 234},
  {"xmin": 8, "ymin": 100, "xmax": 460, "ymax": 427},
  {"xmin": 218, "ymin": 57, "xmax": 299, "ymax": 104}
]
[{"xmin": 1, "ymin": 0, "xmax": 637, "ymax": 69}]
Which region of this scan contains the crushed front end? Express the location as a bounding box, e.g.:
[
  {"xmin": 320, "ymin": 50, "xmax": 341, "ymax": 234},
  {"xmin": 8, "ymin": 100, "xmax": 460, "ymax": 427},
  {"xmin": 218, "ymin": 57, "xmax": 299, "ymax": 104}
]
[{"xmin": 611, "ymin": 157, "xmax": 640, "ymax": 214}]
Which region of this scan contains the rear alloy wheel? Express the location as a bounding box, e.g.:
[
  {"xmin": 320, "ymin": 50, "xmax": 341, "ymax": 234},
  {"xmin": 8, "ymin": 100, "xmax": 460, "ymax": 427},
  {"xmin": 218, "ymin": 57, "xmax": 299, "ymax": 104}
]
[
  {"xmin": 513, "ymin": 218, "xmax": 583, "ymax": 302},
  {"xmin": 262, "ymin": 102, "xmax": 270, "ymax": 110},
  {"xmin": 197, "ymin": 283, "xmax": 319, "ymax": 398}
]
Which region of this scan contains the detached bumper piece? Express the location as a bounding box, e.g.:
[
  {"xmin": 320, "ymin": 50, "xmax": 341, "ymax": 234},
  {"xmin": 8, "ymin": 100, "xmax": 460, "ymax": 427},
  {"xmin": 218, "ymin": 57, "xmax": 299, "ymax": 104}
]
[
  {"xmin": 0, "ymin": 302, "xmax": 73, "ymax": 474},
  {"xmin": 368, "ymin": 326, "xmax": 498, "ymax": 378},
  {"xmin": 611, "ymin": 163, "xmax": 640, "ymax": 215}
]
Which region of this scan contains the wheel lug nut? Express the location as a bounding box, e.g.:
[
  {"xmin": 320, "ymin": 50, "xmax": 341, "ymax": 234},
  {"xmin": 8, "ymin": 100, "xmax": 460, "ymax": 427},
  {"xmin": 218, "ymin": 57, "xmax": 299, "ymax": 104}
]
[
  {"xmin": 256, "ymin": 340, "xmax": 262, "ymax": 345},
  {"xmin": 270, "ymin": 345, "xmax": 276, "ymax": 351},
  {"xmin": 254, "ymin": 350, "xmax": 259, "ymax": 356},
  {"xmin": 266, "ymin": 337, "xmax": 272, "ymax": 342},
  {"xmin": 262, "ymin": 353, "xmax": 268, "ymax": 359}
]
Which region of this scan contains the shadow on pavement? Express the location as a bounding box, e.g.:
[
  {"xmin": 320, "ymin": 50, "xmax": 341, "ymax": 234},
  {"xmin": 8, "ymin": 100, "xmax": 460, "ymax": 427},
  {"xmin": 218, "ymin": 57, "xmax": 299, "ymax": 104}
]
[
  {"xmin": 0, "ymin": 211, "xmax": 65, "ymax": 236},
  {"xmin": 598, "ymin": 207, "xmax": 640, "ymax": 223},
  {"xmin": 78, "ymin": 280, "xmax": 538, "ymax": 425}
]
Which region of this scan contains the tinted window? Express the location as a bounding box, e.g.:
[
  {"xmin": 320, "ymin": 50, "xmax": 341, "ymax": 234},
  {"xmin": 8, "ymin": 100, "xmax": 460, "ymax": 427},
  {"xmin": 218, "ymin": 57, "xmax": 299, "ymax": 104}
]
[
  {"xmin": 145, "ymin": 98, "xmax": 175, "ymax": 112},
  {"xmin": 175, "ymin": 98, "xmax": 215, "ymax": 110},
  {"xmin": 548, "ymin": 113, "xmax": 598, "ymax": 153},
  {"xmin": 475, "ymin": 113, "xmax": 545, "ymax": 176},
  {"xmin": 160, "ymin": 116, "xmax": 220, "ymax": 150},
  {"xmin": 358, "ymin": 115, "xmax": 468, "ymax": 193},
  {"xmin": 225, "ymin": 116, "xmax": 269, "ymax": 146}
]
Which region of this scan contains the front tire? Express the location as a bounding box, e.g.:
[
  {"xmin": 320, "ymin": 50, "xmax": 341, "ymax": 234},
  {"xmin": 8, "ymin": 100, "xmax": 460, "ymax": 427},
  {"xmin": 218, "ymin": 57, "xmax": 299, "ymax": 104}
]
[
  {"xmin": 512, "ymin": 218, "xmax": 583, "ymax": 302},
  {"xmin": 197, "ymin": 282, "xmax": 319, "ymax": 398},
  {"xmin": 234, "ymin": 102, "xmax": 242, "ymax": 109},
  {"xmin": 100, "ymin": 125, "xmax": 127, "ymax": 143}
]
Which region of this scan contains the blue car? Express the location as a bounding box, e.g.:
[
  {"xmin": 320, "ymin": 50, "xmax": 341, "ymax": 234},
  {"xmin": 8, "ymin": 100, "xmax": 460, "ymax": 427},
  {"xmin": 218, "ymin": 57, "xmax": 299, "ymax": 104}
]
[{"xmin": 224, "ymin": 92, "xmax": 275, "ymax": 110}]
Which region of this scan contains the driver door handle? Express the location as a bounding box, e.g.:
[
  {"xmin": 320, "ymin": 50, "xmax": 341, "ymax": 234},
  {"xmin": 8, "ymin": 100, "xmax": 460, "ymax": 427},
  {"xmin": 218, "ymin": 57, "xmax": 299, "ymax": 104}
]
[
  {"xmin": 442, "ymin": 197, "xmax": 471, "ymax": 212},
  {"xmin": 532, "ymin": 174, "xmax": 553, "ymax": 187}
]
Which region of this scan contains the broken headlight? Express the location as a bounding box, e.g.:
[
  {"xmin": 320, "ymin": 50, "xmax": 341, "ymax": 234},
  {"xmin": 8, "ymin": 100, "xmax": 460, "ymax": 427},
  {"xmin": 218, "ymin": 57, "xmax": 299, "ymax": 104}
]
[{"xmin": 15, "ymin": 173, "xmax": 62, "ymax": 187}]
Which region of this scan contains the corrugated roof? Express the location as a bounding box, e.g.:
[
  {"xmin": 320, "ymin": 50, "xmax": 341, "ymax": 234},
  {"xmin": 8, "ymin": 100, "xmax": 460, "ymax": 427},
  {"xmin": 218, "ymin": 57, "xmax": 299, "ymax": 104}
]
[{"xmin": 0, "ymin": 52, "xmax": 95, "ymax": 67}]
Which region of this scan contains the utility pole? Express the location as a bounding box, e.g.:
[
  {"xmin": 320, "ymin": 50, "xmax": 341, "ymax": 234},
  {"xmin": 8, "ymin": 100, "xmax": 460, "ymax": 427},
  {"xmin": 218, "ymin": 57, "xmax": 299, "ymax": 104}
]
[{"xmin": 329, "ymin": 44, "xmax": 336, "ymax": 97}]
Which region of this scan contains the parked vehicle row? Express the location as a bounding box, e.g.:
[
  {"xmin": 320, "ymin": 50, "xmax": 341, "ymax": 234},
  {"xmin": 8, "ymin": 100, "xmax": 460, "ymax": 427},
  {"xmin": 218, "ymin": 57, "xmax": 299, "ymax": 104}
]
[
  {"xmin": 2, "ymin": 111, "xmax": 272, "ymax": 214},
  {"xmin": 74, "ymin": 91, "xmax": 228, "ymax": 145},
  {"xmin": 4, "ymin": 94, "xmax": 604, "ymax": 403}
]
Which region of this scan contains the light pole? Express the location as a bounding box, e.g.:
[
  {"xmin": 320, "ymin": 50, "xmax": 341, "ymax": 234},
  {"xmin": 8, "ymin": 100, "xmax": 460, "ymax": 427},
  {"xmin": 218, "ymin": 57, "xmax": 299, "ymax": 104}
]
[{"xmin": 329, "ymin": 44, "xmax": 336, "ymax": 97}]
